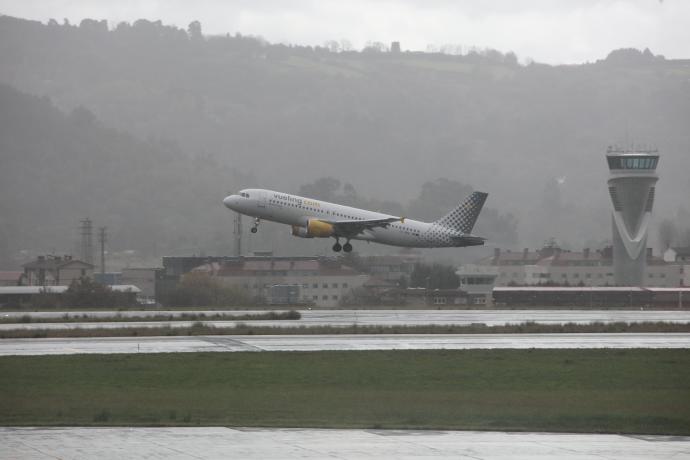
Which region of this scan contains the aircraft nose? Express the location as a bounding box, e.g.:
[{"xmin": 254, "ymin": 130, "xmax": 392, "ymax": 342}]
[{"xmin": 223, "ymin": 195, "xmax": 238, "ymax": 210}]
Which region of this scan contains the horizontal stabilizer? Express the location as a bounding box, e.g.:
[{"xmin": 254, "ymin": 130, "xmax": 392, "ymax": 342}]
[{"xmin": 450, "ymin": 234, "xmax": 486, "ymax": 247}]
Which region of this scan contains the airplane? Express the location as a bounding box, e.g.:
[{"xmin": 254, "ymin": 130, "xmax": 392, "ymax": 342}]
[{"xmin": 223, "ymin": 188, "xmax": 488, "ymax": 253}]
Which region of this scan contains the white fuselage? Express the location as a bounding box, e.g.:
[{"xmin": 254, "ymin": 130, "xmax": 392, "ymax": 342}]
[{"xmin": 224, "ymin": 188, "xmax": 444, "ymax": 248}]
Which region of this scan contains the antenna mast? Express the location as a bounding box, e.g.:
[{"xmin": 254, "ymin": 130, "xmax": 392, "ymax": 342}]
[{"xmin": 98, "ymin": 227, "xmax": 107, "ymax": 275}]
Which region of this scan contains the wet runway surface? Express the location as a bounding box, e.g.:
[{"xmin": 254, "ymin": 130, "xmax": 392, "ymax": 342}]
[
  {"xmin": 1, "ymin": 333, "xmax": 689, "ymax": 356},
  {"xmin": 2, "ymin": 309, "xmax": 689, "ymax": 330},
  {"xmin": 2, "ymin": 427, "xmax": 688, "ymax": 459}
]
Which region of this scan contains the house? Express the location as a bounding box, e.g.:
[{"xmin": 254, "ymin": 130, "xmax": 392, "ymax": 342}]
[
  {"xmin": 22, "ymin": 255, "xmax": 94, "ymax": 286},
  {"xmin": 0, "ymin": 271, "xmax": 23, "ymax": 287}
]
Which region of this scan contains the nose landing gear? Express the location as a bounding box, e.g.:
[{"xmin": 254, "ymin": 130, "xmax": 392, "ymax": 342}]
[{"xmin": 251, "ymin": 218, "xmax": 261, "ymax": 233}]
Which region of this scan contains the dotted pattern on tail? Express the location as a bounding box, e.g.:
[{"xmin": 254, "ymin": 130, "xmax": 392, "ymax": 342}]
[{"xmin": 422, "ymin": 191, "xmax": 488, "ymax": 247}]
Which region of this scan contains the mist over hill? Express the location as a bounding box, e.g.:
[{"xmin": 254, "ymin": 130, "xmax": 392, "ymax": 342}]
[{"xmin": 1, "ymin": 15, "xmax": 689, "ymax": 266}]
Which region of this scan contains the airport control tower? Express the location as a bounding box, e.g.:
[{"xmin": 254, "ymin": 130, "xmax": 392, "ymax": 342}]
[{"xmin": 606, "ymin": 147, "xmax": 659, "ymax": 286}]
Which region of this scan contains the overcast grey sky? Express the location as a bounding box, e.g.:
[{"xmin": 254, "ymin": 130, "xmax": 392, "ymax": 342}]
[{"xmin": 1, "ymin": 0, "xmax": 688, "ymax": 64}]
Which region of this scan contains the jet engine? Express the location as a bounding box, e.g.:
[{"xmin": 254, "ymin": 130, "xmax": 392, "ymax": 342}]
[{"xmin": 291, "ymin": 219, "xmax": 335, "ymax": 238}]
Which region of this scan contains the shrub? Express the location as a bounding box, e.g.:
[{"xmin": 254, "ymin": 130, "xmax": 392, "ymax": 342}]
[{"xmin": 164, "ymin": 272, "xmax": 254, "ymax": 307}]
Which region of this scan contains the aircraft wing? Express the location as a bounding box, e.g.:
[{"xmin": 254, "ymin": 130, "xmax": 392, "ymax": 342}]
[{"xmin": 323, "ymin": 217, "xmax": 403, "ymax": 237}]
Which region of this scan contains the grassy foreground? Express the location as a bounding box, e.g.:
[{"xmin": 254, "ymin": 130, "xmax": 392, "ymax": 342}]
[
  {"xmin": 0, "ymin": 310, "xmax": 300, "ymax": 324},
  {"xmin": 1, "ymin": 349, "xmax": 689, "ymax": 434}
]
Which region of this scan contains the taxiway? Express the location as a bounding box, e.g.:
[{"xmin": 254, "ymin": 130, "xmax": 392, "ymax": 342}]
[
  {"xmin": 1, "ymin": 332, "xmax": 689, "ymax": 356},
  {"xmin": 2, "ymin": 309, "xmax": 689, "ymax": 330},
  {"xmin": 2, "ymin": 427, "xmax": 688, "ymax": 459}
]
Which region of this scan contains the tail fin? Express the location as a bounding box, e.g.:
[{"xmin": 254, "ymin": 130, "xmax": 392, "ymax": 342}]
[{"xmin": 434, "ymin": 191, "xmax": 488, "ymax": 233}]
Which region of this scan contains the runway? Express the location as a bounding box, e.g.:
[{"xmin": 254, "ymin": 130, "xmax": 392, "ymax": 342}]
[
  {"xmin": 1, "ymin": 332, "xmax": 689, "ymax": 356},
  {"xmin": 2, "ymin": 309, "xmax": 689, "ymax": 330},
  {"xmin": 2, "ymin": 427, "xmax": 688, "ymax": 459}
]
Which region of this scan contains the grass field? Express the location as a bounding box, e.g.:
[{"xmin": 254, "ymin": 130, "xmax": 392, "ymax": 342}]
[
  {"xmin": 0, "ymin": 310, "xmax": 300, "ymax": 324},
  {"xmin": 1, "ymin": 349, "xmax": 689, "ymax": 434}
]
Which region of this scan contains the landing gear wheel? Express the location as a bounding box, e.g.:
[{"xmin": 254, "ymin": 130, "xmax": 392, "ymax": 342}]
[
  {"xmin": 343, "ymin": 242, "xmax": 353, "ymax": 253},
  {"xmin": 251, "ymin": 218, "xmax": 260, "ymax": 233},
  {"xmin": 332, "ymin": 242, "xmax": 342, "ymax": 252}
]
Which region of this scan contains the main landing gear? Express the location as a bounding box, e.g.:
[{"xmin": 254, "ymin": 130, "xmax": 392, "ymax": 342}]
[
  {"xmin": 332, "ymin": 238, "xmax": 353, "ymax": 253},
  {"xmin": 250, "ymin": 218, "xmax": 260, "ymax": 233}
]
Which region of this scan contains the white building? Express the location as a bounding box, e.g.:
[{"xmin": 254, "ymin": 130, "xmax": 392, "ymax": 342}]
[
  {"xmin": 456, "ymin": 264, "xmax": 498, "ymax": 305},
  {"xmin": 481, "ymin": 245, "xmax": 680, "ymax": 288},
  {"xmin": 192, "ymin": 257, "xmax": 369, "ymax": 307},
  {"xmin": 663, "ymin": 247, "xmax": 690, "ymax": 287}
]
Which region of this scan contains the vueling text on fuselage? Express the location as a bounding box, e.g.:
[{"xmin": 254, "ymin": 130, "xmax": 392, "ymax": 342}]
[{"xmin": 273, "ymin": 193, "xmax": 320, "ymax": 208}]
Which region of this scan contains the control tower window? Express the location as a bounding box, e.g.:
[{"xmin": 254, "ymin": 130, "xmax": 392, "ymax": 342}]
[{"xmin": 607, "ymin": 156, "xmax": 658, "ymax": 170}]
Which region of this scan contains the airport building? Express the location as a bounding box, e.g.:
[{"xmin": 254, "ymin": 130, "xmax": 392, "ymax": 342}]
[
  {"xmin": 493, "ymin": 286, "xmax": 690, "ymax": 308},
  {"xmin": 664, "ymin": 246, "xmax": 690, "ymax": 287},
  {"xmin": 190, "ymin": 257, "xmax": 369, "ymax": 307},
  {"xmin": 360, "ymin": 254, "xmax": 422, "ymax": 283},
  {"xmin": 606, "ymin": 147, "xmax": 659, "ymax": 285},
  {"xmin": 456, "ymin": 264, "xmax": 499, "ymax": 305},
  {"xmin": 481, "ymin": 244, "xmax": 680, "ymax": 288}
]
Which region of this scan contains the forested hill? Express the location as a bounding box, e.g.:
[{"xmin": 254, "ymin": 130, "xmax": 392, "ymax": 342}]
[
  {"xmin": 1, "ymin": 14, "xmax": 689, "ymax": 262},
  {"xmin": 0, "ymin": 84, "xmax": 517, "ymax": 266},
  {"xmin": 0, "ymin": 83, "xmax": 253, "ymax": 264}
]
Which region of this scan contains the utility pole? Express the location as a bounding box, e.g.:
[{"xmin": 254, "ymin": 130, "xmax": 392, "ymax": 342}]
[
  {"xmin": 98, "ymin": 227, "xmax": 107, "ymax": 275},
  {"xmin": 79, "ymin": 218, "xmax": 93, "ymax": 264},
  {"xmin": 234, "ymin": 212, "xmax": 243, "ymax": 257}
]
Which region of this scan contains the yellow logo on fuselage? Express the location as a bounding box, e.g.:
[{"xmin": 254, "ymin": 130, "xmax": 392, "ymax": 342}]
[{"xmin": 273, "ymin": 193, "xmax": 321, "ymax": 208}]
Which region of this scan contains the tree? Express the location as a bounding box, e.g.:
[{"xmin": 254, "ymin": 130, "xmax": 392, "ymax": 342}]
[
  {"xmin": 680, "ymin": 228, "xmax": 690, "ymax": 247},
  {"xmin": 188, "ymin": 21, "xmax": 202, "ymax": 41},
  {"xmin": 410, "ymin": 263, "xmax": 459, "ymax": 290},
  {"xmin": 62, "ymin": 277, "xmax": 136, "ymax": 307},
  {"xmin": 323, "ymin": 40, "xmax": 340, "ymax": 53},
  {"xmin": 408, "ymin": 178, "xmax": 518, "ymax": 246},
  {"xmin": 408, "ymin": 178, "xmax": 474, "ymax": 222},
  {"xmin": 166, "ymin": 272, "xmax": 253, "ymax": 307},
  {"xmin": 298, "ymin": 177, "xmax": 341, "ymax": 202},
  {"xmin": 658, "ymin": 219, "xmax": 678, "ymax": 251},
  {"xmin": 363, "ymin": 41, "xmax": 387, "ymax": 53}
]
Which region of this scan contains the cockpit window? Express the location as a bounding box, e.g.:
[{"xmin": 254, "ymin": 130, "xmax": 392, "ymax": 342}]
[{"xmin": 240, "ymin": 192, "xmax": 250, "ymax": 198}]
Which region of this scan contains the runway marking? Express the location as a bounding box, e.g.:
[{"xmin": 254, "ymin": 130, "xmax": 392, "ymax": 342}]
[{"xmin": 201, "ymin": 336, "xmax": 264, "ymax": 352}]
